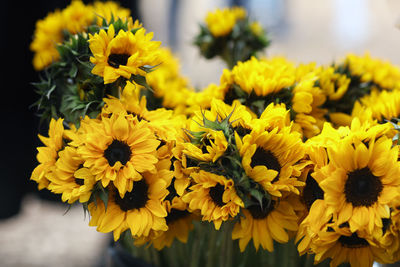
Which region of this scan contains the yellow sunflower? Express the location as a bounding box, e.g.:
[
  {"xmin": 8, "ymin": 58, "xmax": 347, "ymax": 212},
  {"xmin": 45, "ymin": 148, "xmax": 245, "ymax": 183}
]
[
  {"xmin": 353, "ymin": 89, "xmax": 400, "ymax": 122},
  {"xmin": 238, "ymin": 126, "xmax": 305, "ymax": 197},
  {"xmin": 47, "ymin": 146, "xmax": 95, "ymax": 204},
  {"xmin": 88, "ymin": 167, "xmax": 169, "ymax": 241},
  {"xmin": 92, "ymin": 1, "xmax": 131, "ymax": 26},
  {"xmin": 77, "ymin": 113, "xmax": 160, "ymax": 196},
  {"xmin": 31, "ymin": 118, "xmax": 68, "ymax": 190},
  {"xmin": 61, "ymin": 0, "xmax": 94, "ymax": 34},
  {"xmin": 316, "ymin": 134, "xmax": 400, "ymax": 234},
  {"xmin": 232, "ymin": 198, "xmax": 299, "ymax": 252},
  {"xmin": 344, "ymin": 53, "xmax": 400, "ymax": 90},
  {"xmin": 89, "ymin": 24, "xmax": 161, "ymax": 84},
  {"xmin": 205, "ymin": 7, "xmax": 247, "ymax": 37},
  {"xmin": 311, "ymin": 227, "xmax": 390, "ymax": 267},
  {"xmin": 30, "ymin": 9, "xmax": 64, "ymax": 70},
  {"xmin": 182, "ymin": 170, "xmax": 244, "ymax": 230}
]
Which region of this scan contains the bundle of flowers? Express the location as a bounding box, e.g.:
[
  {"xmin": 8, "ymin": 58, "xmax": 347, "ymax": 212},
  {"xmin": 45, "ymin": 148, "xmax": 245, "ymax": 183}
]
[{"xmin": 30, "ymin": 1, "xmax": 400, "ymax": 267}]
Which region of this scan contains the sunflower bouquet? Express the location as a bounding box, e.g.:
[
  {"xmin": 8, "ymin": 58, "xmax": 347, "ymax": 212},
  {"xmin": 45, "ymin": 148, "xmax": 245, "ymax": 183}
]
[{"xmin": 30, "ymin": 1, "xmax": 400, "ymax": 267}]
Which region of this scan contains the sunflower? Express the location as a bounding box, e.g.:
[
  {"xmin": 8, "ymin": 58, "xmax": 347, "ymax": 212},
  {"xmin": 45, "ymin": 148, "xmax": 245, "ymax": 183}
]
[
  {"xmin": 352, "ymin": 89, "xmax": 400, "ymax": 122},
  {"xmin": 205, "ymin": 7, "xmax": 247, "ymax": 37},
  {"xmin": 92, "ymin": 1, "xmax": 131, "ymax": 26},
  {"xmin": 31, "ymin": 118, "xmax": 68, "ymax": 190},
  {"xmin": 30, "ymin": 9, "xmax": 64, "ymax": 70},
  {"xmin": 344, "ymin": 53, "xmax": 400, "ymax": 90},
  {"xmin": 182, "ymin": 170, "xmax": 244, "ymax": 230},
  {"xmin": 47, "ymin": 146, "xmax": 95, "ymax": 204},
  {"xmin": 315, "ymin": 133, "xmax": 400, "ymax": 234},
  {"xmin": 232, "ymin": 198, "xmax": 299, "ymax": 252},
  {"xmin": 311, "ymin": 227, "xmax": 391, "ymax": 267},
  {"xmin": 61, "ymin": 0, "xmax": 94, "ymax": 35},
  {"xmin": 135, "ymin": 177, "xmax": 196, "ymax": 250},
  {"xmin": 88, "ymin": 167, "xmax": 169, "ymax": 241},
  {"xmin": 89, "ymin": 24, "xmax": 161, "ymax": 84},
  {"xmin": 239, "ymin": 126, "xmax": 305, "ymax": 197},
  {"xmin": 77, "ymin": 113, "xmax": 160, "ymax": 196}
]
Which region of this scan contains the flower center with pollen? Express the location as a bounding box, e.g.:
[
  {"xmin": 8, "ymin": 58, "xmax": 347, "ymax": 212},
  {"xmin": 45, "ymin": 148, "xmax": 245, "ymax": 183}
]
[
  {"xmin": 108, "ymin": 53, "xmax": 130, "ymax": 68},
  {"xmin": 338, "ymin": 233, "xmax": 369, "ymax": 248},
  {"xmin": 345, "ymin": 167, "xmax": 383, "ymax": 207},
  {"xmin": 104, "ymin": 140, "xmax": 132, "ymax": 166},
  {"xmin": 115, "ymin": 180, "xmax": 149, "ymax": 211},
  {"xmin": 209, "ymin": 183, "xmax": 225, "ymax": 207},
  {"xmin": 250, "ymin": 147, "xmax": 281, "ymax": 182}
]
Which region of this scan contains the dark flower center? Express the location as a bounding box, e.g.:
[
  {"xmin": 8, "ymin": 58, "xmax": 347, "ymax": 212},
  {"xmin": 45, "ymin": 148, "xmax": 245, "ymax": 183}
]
[
  {"xmin": 108, "ymin": 53, "xmax": 130, "ymax": 68},
  {"xmin": 345, "ymin": 167, "xmax": 382, "ymax": 207},
  {"xmin": 114, "ymin": 180, "xmax": 149, "ymax": 211},
  {"xmin": 209, "ymin": 183, "xmax": 225, "ymax": 207},
  {"xmin": 248, "ymin": 198, "xmax": 275, "ymax": 220},
  {"xmin": 250, "ymin": 147, "xmax": 281, "ymax": 182},
  {"xmin": 166, "ymin": 209, "xmax": 190, "ymax": 224},
  {"xmin": 338, "ymin": 233, "xmax": 369, "ymax": 248},
  {"xmin": 104, "ymin": 140, "xmax": 132, "ymax": 166},
  {"xmin": 303, "ymin": 173, "xmax": 324, "ymax": 210}
]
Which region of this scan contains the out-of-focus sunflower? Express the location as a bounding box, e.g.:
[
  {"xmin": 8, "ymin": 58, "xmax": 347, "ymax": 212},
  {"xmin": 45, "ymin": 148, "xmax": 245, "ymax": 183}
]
[
  {"xmin": 30, "ymin": 9, "xmax": 64, "ymax": 70},
  {"xmin": 92, "ymin": 1, "xmax": 131, "ymax": 25},
  {"xmin": 205, "ymin": 7, "xmax": 246, "ymax": 37},
  {"xmin": 47, "ymin": 146, "xmax": 95, "ymax": 204},
  {"xmin": 311, "ymin": 227, "xmax": 390, "ymax": 267},
  {"xmin": 77, "ymin": 113, "xmax": 160, "ymax": 196},
  {"xmin": 345, "ymin": 53, "xmax": 400, "ymax": 90},
  {"xmin": 61, "ymin": 0, "xmax": 94, "ymax": 34},
  {"xmin": 232, "ymin": 198, "xmax": 299, "ymax": 252},
  {"xmin": 182, "ymin": 170, "xmax": 244, "ymax": 230},
  {"xmin": 89, "ymin": 24, "xmax": 161, "ymax": 84},
  {"xmin": 31, "ymin": 118, "xmax": 68, "ymax": 190},
  {"xmin": 88, "ymin": 167, "xmax": 170, "ymax": 241}
]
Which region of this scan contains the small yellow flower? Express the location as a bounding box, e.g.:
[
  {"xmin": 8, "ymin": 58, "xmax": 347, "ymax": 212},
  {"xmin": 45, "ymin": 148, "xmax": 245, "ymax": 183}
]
[
  {"xmin": 205, "ymin": 7, "xmax": 246, "ymax": 37},
  {"xmin": 89, "ymin": 24, "xmax": 161, "ymax": 84}
]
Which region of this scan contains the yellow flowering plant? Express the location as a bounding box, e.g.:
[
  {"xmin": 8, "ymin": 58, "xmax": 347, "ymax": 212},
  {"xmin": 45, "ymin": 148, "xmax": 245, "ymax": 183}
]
[{"xmin": 30, "ymin": 2, "xmax": 400, "ymax": 267}]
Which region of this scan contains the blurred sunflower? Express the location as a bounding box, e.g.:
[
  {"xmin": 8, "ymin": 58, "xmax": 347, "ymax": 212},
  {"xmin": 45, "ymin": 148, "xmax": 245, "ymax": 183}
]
[
  {"xmin": 30, "ymin": 9, "xmax": 64, "ymax": 70},
  {"xmin": 182, "ymin": 170, "xmax": 244, "ymax": 230},
  {"xmin": 77, "ymin": 113, "xmax": 160, "ymax": 196},
  {"xmin": 311, "ymin": 227, "xmax": 390, "ymax": 267},
  {"xmin": 89, "ymin": 24, "xmax": 161, "ymax": 84},
  {"xmin": 205, "ymin": 7, "xmax": 246, "ymax": 37}
]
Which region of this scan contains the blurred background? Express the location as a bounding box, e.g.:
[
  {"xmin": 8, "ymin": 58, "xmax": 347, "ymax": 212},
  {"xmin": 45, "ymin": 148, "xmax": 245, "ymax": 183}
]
[{"xmin": 1, "ymin": 0, "xmax": 400, "ymax": 266}]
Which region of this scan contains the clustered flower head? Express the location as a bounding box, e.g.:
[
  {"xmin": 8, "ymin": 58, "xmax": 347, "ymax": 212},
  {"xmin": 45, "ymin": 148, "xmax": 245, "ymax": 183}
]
[{"xmin": 30, "ymin": 2, "xmax": 400, "ymax": 267}]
